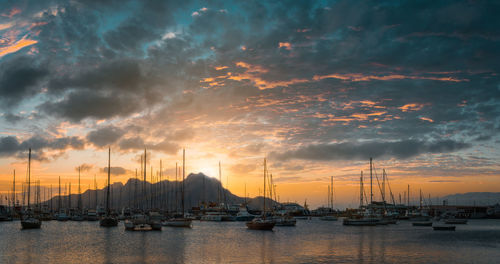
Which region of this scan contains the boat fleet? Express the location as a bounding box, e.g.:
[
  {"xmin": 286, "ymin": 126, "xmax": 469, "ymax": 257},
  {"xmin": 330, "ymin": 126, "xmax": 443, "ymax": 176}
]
[{"xmin": 0, "ymin": 151, "xmax": 470, "ymax": 232}]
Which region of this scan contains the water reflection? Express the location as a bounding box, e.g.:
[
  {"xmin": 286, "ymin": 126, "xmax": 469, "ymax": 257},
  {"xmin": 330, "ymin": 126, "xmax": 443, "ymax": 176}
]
[{"xmin": 1, "ymin": 219, "xmax": 500, "ymax": 263}]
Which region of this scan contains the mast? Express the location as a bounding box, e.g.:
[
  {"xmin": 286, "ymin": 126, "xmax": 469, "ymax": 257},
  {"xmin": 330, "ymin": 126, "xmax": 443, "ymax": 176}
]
[
  {"xmin": 360, "ymin": 171, "xmax": 363, "ymax": 208},
  {"xmin": 150, "ymin": 165, "xmax": 153, "ymax": 209},
  {"xmin": 263, "ymin": 158, "xmax": 266, "ymax": 219},
  {"xmin": 94, "ymin": 175, "xmax": 97, "ymax": 209},
  {"xmin": 28, "ymin": 148, "xmax": 31, "ymax": 209},
  {"xmin": 218, "ymin": 161, "xmax": 221, "ymax": 207},
  {"xmin": 12, "ymin": 170, "xmax": 15, "ymax": 207},
  {"xmin": 69, "ymin": 182, "xmax": 71, "ymax": 209},
  {"xmin": 134, "ymin": 169, "xmax": 138, "ymax": 209},
  {"xmin": 78, "ymin": 166, "xmax": 82, "ymax": 211},
  {"xmin": 106, "ymin": 148, "xmax": 111, "ymax": 215},
  {"xmin": 369, "ymin": 157, "xmax": 373, "ymax": 205},
  {"xmin": 50, "ymin": 184, "xmax": 52, "ymax": 213},
  {"xmin": 419, "ymin": 189, "xmax": 423, "ymax": 209},
  {"xmin": 382, "ymin": 169, "xmax": 386, "ymax": 203},
  {"xmin": 330, "ymin": 176, "xmax": 334, "ymax": 210},
  {"xmin": 407, "ymin": 184, "xmax": 410, "ymax": 207},
  {"xmin": 182, "ymin": 148, "xmax": 185, "ymax": 216},
  {"xmin": 160, "ymin": 159, "xmax": 162, "ymax": 210},
  {"xmin": 175, "ymin": 162, "xmax": 178, "ymax": 213},
  {"xmin": 58, "ymin": 176, "xmax": 61, "ymax": 210},
  {"xmin": 143, "ymin": 149, "xmax": 147, "ymax": 210},
  {"xmin": 327, "ymin": 185, "xmax": 330, "ymax": 208}
]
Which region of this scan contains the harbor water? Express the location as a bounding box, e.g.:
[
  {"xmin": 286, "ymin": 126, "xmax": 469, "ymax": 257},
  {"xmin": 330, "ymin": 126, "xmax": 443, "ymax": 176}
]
[{"xmin": 1, "ymin": 218, "xmax": 499, "ymax": 263}]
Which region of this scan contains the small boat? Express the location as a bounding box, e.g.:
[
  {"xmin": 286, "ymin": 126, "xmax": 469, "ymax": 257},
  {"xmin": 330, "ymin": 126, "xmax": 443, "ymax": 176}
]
[
  {"xmin": 21, "ymin": 216, "xmax": 42, "ymax": 229},
  {"xmin": 343, "ymin": 217, "xmax": 379, "ymax": 226},
  {"xmin": 125, "ymin": 214, "xmax": 150, "ymax": 231},
  {"xmin": 235, "ymin": 206, "xmax": 255, "ymax": 221},
  {"xmin": 162, "ymin": 218, "xmax": 192, "ymax": 228},
  {"xmin": 246, "ymin": 218, "xmax": 276, "ymax": 230},
  {"xmin": 87, "ymin": 210, "xmax": 98, "ymax": 221},
  {"xmin": 433, "ymin": 225, "xmax": 456, "ymax": 231},
  {"xmin": 444, "ymin": 219, "xmax": 467, "ymax": 224},
  {"xmin": 412, "ymin": 221, "xmax": 433, "ymax": 226},
  {"xmin": 57, "ymin": 211, "xmax": 70, "ymax": 221},
  {"xmin": 71, "ymin": 214, "xmax": 85, "ymax": 221},
  {"xmin": 148, "ymin": 212, "xmax": 163, "ymax": 231},
  {"xmin": 100, "ymin": 216, "xmax": 118, "ymax": 227},
  {"xmin": 320, "ymin": 215, "xmax": 338, "ymax": 221},
  {"xmin": 200, "ymin": 213, "xmax": 223, "ymax": 222},
  {"xmin": 247, "ymin": 158, "xmax": 275, "ymax": 231},
  {"xmin": 274, "ymin": 216, "xmax": 296, "ymax": 226}
]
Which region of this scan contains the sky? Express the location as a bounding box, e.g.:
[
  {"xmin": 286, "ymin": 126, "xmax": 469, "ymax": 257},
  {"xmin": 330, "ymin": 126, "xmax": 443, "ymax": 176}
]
[{"xmin": 0, "ymin": 0, "xmax": 499, "ymax": 209}]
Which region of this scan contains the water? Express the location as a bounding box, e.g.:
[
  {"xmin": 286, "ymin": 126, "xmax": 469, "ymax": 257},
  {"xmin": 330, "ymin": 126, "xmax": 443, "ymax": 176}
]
[{"xmin": 1, "ymin": 219, "xmax": 499, "ymax": 263}]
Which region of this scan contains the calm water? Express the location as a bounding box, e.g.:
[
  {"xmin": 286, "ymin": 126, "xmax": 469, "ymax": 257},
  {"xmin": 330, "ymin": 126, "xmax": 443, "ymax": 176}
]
[{"xmin": 1, "ymin": 219, "xmax": 499, "ymax": 263}]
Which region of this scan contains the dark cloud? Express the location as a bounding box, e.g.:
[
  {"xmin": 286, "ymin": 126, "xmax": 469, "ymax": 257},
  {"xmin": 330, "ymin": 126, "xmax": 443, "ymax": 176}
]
[
  {"xmin": 2, "ymin": 113, "xmax": 23, "ymax": 124},
  {"xmin": 118, "ymin": 137, "xmax": 179, "ymax": 155},
  {"xmin": 38, "ymin": 90, "xmax": 143, "ymax": 123},
  {"xmin": 0, "ymin": 135, "xmax": 84, "ymax": 160},
  {"xmin": 0, "ymin": 56, "xmax": 48, "ymax": 109},
  {"xmin": 86, "ymin": 125, "xmax": 125, "ymax": 148},
  {"xmin": 271, "ymin": 140, "xmax": 471, "ymax": 161}
]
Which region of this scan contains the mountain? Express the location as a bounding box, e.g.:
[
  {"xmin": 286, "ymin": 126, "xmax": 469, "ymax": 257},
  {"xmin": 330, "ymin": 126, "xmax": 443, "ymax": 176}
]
[
  {"xmin": 440, "ymin": 192, "xmax": 500, "ymax": 206},
  {"xmin": 42, "ymin": 173, "xmax": 274, "ymax": 211}
]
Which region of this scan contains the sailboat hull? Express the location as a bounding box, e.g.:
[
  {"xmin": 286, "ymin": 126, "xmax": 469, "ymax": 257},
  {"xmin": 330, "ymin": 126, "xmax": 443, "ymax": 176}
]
[
  {"xmin": 100, "ymin": 217, "xmax": 118, "ymax": 227},
  {"xmin": 246, "ymin": 220, "xmax": 275, "ymax": 230},
  {"xmin": 21, "ymin": 219, "xmax": 42, "ymax": 229},
  {"xmin": 162, "ymin": 218, "xmax": 192, "ymax": 227}
]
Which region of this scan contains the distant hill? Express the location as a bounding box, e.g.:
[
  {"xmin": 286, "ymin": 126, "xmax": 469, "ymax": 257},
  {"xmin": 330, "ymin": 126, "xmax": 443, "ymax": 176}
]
[
  {"xmin": 43, "ymin": 173, "xmax": 275, "ymax": 211},
  {"xmin": 440, "ymin": 192, "xmax": 500, "ymax": 206}
]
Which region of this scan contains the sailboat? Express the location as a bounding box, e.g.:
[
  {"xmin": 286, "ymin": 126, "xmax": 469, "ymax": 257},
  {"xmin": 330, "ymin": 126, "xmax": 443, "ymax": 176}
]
[
  {"xmin": 246, "ymin": 158, "xmax": 275, "ymax": 230},
  {"xmin": 21, "ymin": 148, "xmax": 42, "ymax": 229},
  {"xmin": 343, "ymin": 161, "xmax": 380, "ymax": 226},
  {"xmin": 162, "ymin": 149, "xmax": 192, "ymax": 228},
  {"xmin": 100, "ymin": 148, "xmax": 118, "ymax": 227},
  {"xmin": 320, "ymin": 176, "xmax": 338, "ymax": 221},
  {"xmin": 125, "ymin": 149, "xmax": 161, "ymax": 231}
]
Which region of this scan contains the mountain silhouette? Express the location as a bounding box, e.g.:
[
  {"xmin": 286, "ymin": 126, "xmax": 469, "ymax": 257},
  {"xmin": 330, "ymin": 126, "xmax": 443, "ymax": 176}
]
[{"xmin": 42, "ymin": 173, "xmax": 277, "ymax": 211}]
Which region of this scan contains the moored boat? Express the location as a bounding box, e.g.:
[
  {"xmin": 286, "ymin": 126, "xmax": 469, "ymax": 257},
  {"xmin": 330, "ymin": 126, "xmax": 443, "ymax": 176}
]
[
  {"xmin": 246, "ymin": 218, "xmax": 276, "ymax": 230},
  {"xmin": 320, "ymin": 215, "xmax": 338, "ymax": 221},
  {"xmin": 433, "ymin": 225, "xmax": 456, "ymax": 231},
  {"xmin": 412, "ymin": 221, "xmax": 433, "ymax": 226},
  {"xmin": 444, "ymin": 219, "xmax": 467, "ymax": 224},
  {"xmin": 343, "ymin": 217, "xmax": 379, "ymax": 226},
  {"xmin": 162, "ymin": 218, "xmax": 192, "ymax": 227},
  {"xmin": 21, "ymin": 216, "xmax": 42, "ymax": 229}
]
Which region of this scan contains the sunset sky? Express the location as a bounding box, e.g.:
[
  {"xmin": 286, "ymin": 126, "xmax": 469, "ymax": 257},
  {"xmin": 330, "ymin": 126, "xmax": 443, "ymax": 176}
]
[{"xmin": 0, "ymin": 0, "xmax": 499, "ymax": 208}]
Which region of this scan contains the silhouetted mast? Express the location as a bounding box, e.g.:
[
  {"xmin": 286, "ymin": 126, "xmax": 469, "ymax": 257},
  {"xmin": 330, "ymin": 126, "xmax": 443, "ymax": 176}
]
[
  {"xmin": 370, "ymin": 157, "xmax": 373, "ymax": 205},
  {"xmin": 78, "ymin": 166, "xmax": 82, "ymax": 210},
  {"xmin": 360, "ymin": 171, "xmax": 364, "ymax": 208},
  {"xmin": 263, "ymin": 158, "xmax": 266, "ymax": 219},
  {"xmin": 182, "ymin": 148, "xmax": 185, "ymax": 216},
  {"xmin": 106, "ymin": 148, "xmax": 111, "ymax": 215},
  {"xmin": 27, "ymin": 148, "xmax": 31, "ymax": 208}
]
